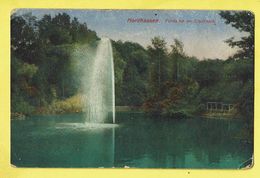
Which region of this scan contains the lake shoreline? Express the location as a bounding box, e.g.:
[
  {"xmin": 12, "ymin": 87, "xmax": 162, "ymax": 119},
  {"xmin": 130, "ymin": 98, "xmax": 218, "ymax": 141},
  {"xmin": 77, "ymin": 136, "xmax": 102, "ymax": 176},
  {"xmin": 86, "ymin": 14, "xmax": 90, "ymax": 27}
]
[{"xmin": 11, "ymin": 107, "xmax": 239, "ymax": 120}]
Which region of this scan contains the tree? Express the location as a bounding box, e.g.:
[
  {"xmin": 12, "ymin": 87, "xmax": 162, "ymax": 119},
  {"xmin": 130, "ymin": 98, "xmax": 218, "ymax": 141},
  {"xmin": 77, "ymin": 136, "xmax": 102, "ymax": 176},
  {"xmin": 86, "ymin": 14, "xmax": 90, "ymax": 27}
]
[
  {"xmin": 112, "ymin": 40, "xmax": 149, "ymax": 106},
  {"xmin": 219, "ymin": 11, "xmax": 254, "ymax": 60},
  {"xmin": 220, "ymin": 11, "xmax": 254, "ymax": 121},
  {"xmin": 193, "ymin": 59, "xmax": 223, "ymax": 89},
  {"xmin": 112, "ymin": 47, "xmax": 126, "ymax": 105},
  {"xmin": 11, "ymin": 13, "xmax": 39, "ymax": 64},
  {"xmin": 224, "ymin": 59, "xmax": 253, "ymax": 84},
  {"xmin": 147, "ymin": 36, "xmax": 169, "ymax": 98},
  {"xmin": 170, "ymin": 39, "xmax": 185, "ymax": 81},
  {"xmin": 11, "ymin": 12, "xmax": 100, "ymax": 115}
]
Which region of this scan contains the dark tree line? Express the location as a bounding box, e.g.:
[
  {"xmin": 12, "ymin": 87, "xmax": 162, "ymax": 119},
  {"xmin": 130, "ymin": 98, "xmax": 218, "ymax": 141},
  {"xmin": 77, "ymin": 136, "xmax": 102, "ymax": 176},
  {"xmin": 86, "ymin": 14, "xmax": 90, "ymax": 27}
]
[
  {"xmin": 113, "ymin": 11, "xmax": 254, "ymax": 120},
  {"xmin": 11, "ymin": 11, "xmax": 254, "ymax": 122},
  {"xmin": 11, "ymin": 12, "xmax": 98, "ymax": 114}
]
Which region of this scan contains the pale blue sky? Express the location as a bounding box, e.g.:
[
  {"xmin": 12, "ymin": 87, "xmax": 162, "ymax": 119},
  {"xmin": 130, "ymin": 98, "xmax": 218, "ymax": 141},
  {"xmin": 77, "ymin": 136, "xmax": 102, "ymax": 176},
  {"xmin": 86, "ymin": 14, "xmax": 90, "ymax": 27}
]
[{"xmin": 15, "ymin": 9, "xmax": 247, "ymax": 60}]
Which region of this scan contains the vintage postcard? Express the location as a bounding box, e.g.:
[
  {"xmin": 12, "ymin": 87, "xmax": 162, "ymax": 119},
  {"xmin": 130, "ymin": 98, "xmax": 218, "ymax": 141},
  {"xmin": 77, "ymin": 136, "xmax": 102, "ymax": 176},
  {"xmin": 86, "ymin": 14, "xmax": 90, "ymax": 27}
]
[{"xmin": 10, "ymin": 9, "xmax": 254, "ymax": 169}]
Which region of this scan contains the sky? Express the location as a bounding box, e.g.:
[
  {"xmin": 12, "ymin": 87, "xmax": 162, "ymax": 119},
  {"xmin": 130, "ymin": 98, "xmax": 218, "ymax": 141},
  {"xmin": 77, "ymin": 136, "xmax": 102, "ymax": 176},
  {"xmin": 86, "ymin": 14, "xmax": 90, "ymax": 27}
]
[{"xmin": 15, "ymin": 9, "xmax": 247, "ymax": 60}]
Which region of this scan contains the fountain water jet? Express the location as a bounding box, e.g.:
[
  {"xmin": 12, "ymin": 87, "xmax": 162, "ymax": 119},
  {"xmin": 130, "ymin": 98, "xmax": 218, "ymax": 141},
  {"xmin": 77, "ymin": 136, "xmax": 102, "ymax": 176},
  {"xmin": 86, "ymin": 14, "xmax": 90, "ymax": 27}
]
[{"xmin": 83, "ymin": 38, "xmax": 115, "ymax": 124}]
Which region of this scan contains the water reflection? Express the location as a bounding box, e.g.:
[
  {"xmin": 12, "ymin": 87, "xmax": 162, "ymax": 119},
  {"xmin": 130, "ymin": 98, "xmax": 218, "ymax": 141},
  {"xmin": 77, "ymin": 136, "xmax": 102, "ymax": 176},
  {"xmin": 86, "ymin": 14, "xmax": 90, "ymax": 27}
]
[
  {"xmin": 12, "ymin": 115, "xmax": 116, "ymax": 168},
  {"xmin": 114, "ymin": 112, "xmax": 252, "ymax": 168},
  {"xmin": 11, "ymin": 113, "xmax": 253, "ymax": 168}
]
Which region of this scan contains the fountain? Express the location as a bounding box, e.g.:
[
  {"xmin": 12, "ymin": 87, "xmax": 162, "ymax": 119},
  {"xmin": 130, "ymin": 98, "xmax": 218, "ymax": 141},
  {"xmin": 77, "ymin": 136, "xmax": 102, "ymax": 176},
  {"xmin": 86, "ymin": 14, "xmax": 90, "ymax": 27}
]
[{"xmin": 82, "ymin": 38, "xmax": 115, "ymax": 124}]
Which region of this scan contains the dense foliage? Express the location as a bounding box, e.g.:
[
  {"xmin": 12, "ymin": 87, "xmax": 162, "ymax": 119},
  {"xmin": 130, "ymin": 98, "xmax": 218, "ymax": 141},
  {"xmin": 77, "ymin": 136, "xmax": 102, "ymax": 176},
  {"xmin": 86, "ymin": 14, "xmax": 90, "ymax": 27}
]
[
  {"xmin": 11, "ymin": 12, "xmax": 99, "ymax": 114},
  {"xmin": 219, "ymin": 11, "xmax": 254, "ymax": 60},
  {"xmin": 11, "ymin": 11, "xmax": 254, "ymax": 122}
]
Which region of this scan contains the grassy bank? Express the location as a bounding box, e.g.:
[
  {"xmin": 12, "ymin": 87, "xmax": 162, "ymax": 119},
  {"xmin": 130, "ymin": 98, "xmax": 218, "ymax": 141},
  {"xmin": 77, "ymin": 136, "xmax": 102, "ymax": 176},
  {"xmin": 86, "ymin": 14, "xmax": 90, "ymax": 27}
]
[
  {"xmin": 35, "ymin": 94, "xmax": 83, "ymax": 115},
  {"xmin": 11, "ymin": 95, "xmax": 84, "ymax": 120}
]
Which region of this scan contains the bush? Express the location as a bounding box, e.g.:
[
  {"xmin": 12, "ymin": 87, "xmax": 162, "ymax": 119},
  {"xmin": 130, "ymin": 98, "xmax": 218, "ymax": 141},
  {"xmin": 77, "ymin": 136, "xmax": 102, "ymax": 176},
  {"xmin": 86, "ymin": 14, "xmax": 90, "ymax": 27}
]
[{"xmin": 12, "ymin": 96, "xmax": 35, "ymax": 115}]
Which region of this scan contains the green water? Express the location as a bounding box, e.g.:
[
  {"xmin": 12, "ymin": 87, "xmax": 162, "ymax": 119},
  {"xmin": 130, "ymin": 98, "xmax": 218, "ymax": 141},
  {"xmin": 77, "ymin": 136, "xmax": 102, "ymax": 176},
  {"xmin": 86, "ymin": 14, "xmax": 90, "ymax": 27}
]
[{"xmin": 11, "ymin": 112, "xmax": 253, "ymax": 168}]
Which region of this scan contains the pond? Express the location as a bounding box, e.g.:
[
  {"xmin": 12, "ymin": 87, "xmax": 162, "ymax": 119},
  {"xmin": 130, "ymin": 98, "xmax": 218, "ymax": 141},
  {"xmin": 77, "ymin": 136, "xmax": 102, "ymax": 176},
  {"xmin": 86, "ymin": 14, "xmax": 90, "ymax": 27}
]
[{"xmin": 11, "ymin": 112, "xmax": 253, "ymax": 168}]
